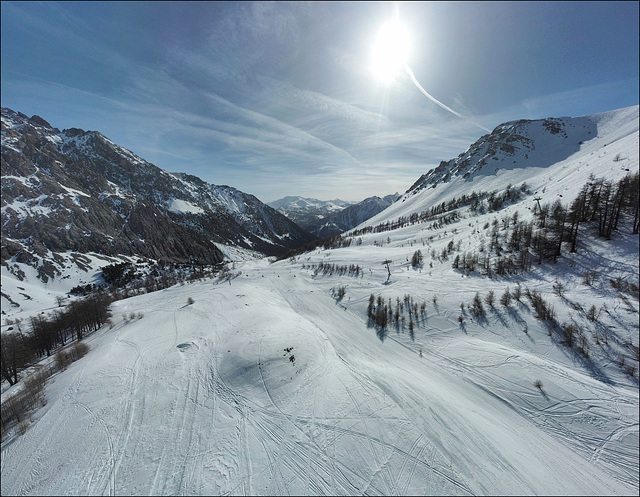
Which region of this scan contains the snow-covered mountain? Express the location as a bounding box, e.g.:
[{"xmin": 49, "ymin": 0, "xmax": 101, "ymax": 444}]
[
  {"xmin": 268, "ymin": 194, "xmax": 399, "ymax": 237},
  {"xmin": 1, "ymin": 106, "xmax": 638, "ymax": 496},
  {"xmin": 373, "ymin": 106, "xmax": 639, "ymax": 227},
  {"xmin": 267, "ymin": 196, "xmax": 354, "ymax": 232},
  {"xmin": 311, "ymin": 193, "xmax": 400, "ymax": 238},
  {"xmin": 1, "ymin": 107, "xmax": 317, "ymax": 277}
]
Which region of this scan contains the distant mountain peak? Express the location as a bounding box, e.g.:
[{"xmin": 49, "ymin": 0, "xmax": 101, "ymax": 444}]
[{"xmin": 268, "ymin": 194, "xmax": 400, "ymax": 237}]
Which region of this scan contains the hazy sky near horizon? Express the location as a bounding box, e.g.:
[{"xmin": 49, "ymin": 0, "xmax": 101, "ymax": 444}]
[{"xmin": 2, "ymin": 1, "xmax": 638, "ymax": 202}]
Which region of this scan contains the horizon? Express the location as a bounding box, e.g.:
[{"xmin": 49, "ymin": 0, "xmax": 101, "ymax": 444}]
[{"xmin": 1, "ymin": 1, "xmax": 638, "ymax": 202}]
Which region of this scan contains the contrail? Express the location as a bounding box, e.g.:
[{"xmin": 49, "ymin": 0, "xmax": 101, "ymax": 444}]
[{"xmin": 404, "ymin": 64, "xmax": 491, "ymax": 133}]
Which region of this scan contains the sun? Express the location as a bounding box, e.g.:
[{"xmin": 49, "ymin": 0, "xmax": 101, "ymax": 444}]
[{"xmin": 371, "ymin": 19, "xmax": 410, "ymax": 83}]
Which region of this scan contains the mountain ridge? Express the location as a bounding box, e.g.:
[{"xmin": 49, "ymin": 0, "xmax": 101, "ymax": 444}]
[
  {"xmin": 364, "ymin": 105, "xmax": 639, "ymax": 231},
  {"xmin": 268, "ymin": 194, "xmax": 399, "ymax": 237},
  {"xmin": 1, "ymin": 107, "xmax": 317, "ymax": 272}
]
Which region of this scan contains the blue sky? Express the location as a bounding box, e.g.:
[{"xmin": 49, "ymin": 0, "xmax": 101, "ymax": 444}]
[{"xmin": 2, "ymin": 1, "xmax": 638, "ymax": 202}]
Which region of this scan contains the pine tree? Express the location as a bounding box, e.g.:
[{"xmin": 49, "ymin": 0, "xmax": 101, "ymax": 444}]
[
  {"xmin": 500, "ymin": 288, "xmax": 512, "ymax": 307},
  {"xmin": 471, "ymin": 293, "xmax": 484, "ymax": 317},
  {"xmin": 484, "ymin": 290, "xmax": 495, "ymax": 307}
]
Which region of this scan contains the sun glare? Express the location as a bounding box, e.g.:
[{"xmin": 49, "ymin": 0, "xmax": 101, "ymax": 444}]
[{"xmin": 372, "ymin": 19, "xmax": 410, "ymax": 83}]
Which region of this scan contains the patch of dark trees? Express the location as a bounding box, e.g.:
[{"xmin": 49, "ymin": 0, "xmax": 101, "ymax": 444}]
[
  {"xmin": 2, "ymin": 259, "xmax": 229, "ymax": 390},
  {"xmin": 303, "ymin": 262, "xmax": 362, "ymax": 277},
  {"xmin": 367, "ymin": 293, "xmax": 429, "ymax": 342},
  {"xmin": 1, "ymin": 293, "xmax": 111, "ymax": 387},
  {"xmin": 70, "ymin": 260, "xmax": 224, "ymax": 297},
  {"xmin": 351, "ymin": 183, "xmax": 530, "ymax": 239}
]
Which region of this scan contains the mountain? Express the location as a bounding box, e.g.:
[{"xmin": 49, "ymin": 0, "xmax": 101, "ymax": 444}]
[
  {"xmin": 268, "ymin": 194, "xmax": 399, "ymax": 238},
  {"xmin": 1, "ymin": 107, "xmax": 317, "ymax": 273},
  {"xmin": 374, "ymin": 106, "xmax": 639, "ymax": 226},
  {"xmin": 311, "ymin": 193, "xmax": 400, "ymax": 238},
  {"xmin": 267, "ymin": 196, "xmax": 354, "ymax": 232},
  {"xmin": 1, "ymin": 106, "xmax": 638, "ymax": 496}
]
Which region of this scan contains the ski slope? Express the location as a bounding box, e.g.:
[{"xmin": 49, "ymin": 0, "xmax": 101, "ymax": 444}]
[
  {"xmin": 1, "ymin": 251, "xmax": 638, "ymax": 495},
  {"xmin": 2, "ymin": 106, "xmax": 638, "ymax": 495}
]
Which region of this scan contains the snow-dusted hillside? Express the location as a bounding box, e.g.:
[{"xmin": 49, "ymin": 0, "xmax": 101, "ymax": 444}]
[
  {"xmin": 1, "ymin": 106, "xmax": 638, "ymax": 496},
  {"xmin": 1, "ymin": 107, "xmax": 319, "ymax": 316},
  {"xmin": 268, "ymin": 194, "xmax": 400, "ymax": 238},
  {"xmin": 1, "ymin": 107, "xmax": 316, "ymax": 269},
  {"xmin": 268, "ymin": 196, "xmax": 354, "ymax": 233},
  {"xmin": 268, "ymin": 196, "xmax": 353, "ymax": 214},
  {"xmin": 312, "ymin": 194, "xmax": 400, "ymax": 238},
  {"xmin": 385, "ymin": 106, "xmax": 639, "ymax": 225}
]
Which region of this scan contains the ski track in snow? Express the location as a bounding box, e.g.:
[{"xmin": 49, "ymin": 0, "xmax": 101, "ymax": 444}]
[
  {"xmin": 2, "ymin": 107, "xmax": 639, "ymax": 495},
  {"xmin": 1, "ymin": 255, "xmax": 638, "ymax": 496}
]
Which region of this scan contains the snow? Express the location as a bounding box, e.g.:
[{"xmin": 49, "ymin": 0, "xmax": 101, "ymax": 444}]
[
  {"xmin": 1, "ymin": 194, "xmax": 53, "ymax": 220},
  {"xmin": 59, "ymin": 184, "xmax": 91, "ymax": 201},
  {"xmin": 166, "ymin": 198, "xmax": 205, "ymax": 215},
  {"xmin": 216, "ymin": 243, "xmax": 264, "ymax": 262},
  {"xmin": 2, "ymin": 251, "xmax": 637, "ymax": 495},
  {"xmin": 207, "ymin": 185, "xmax": 249, "ymax": 216},
  {"xmin": 1, "ymin": 106, "xmax": 638, "ymax": 495},
  {"xmin": 0, "ymin": 251, "xmax": 134, "ymax": 326}
]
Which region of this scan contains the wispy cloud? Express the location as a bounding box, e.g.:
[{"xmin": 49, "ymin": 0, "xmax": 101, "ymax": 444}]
[{"xmin": 3, "ymin": 1, "xmax": 637, "ymax": 202}]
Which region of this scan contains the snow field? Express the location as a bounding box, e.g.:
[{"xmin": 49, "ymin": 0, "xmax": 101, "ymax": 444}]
[
  {"xmin": 1, "ymin": 106, "xmax": 638, "ymax": 495},
  {"xmin": 4, "ymin": 247, "xmax": 637, "ymax": 495}
]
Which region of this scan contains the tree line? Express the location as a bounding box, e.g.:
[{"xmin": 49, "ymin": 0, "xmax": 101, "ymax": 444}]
[
  {"xmin": 349, "ymin": 183, "xmax": 528, "ymax": 239},
  {"xmin": 1, "ymin": 293, "xmax": 111, "ymax": 386},
  {"xmin": 276, "ymin": 183, "xmax": 530, "ymax": 261},
  {"xmin": 303, "ymin": 262, "xmax": 362, "ymax": 277},
  {"xmin": 451, "ymin": 173, "xmax": 639, "ymax": 276}
]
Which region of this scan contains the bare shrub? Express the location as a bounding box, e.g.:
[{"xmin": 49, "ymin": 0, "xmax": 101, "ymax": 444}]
[
  {"xmin": 533, "ymin": 379, "xmax": 543, "ymax": 390},
  {"xmin": 17, "ymin": 419, "xmax": 29, "ymax": 436},
  {"xmin": 55, "ymin": 350, "xmax": 71, "ymax": 372},
  {"xmin": 69, "ymin": 342, "xmax": 89, "ymax": 362},
  {"xmin": 552, "ymin": 280, "xmax": 565, "ymax": 297},
  {"xmin": 3, "ymin": 395, "xmax": 27, "ymax": 424},
  {"xmin": 582, "ymin": 271, "xmax": 597, "ymax": 286},
  {"xmin": 23, "ymin": 370, "xmax": 47, "ymax": 407}
]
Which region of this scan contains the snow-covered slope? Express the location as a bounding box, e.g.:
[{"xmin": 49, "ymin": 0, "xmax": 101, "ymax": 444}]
[
  {"xmin": 374, "ymin": 106, "xmax": 639, "ymax": 227},
  {"xmin": 1, "ymin": 106, "xmax": 638, "ymax": 496}
]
